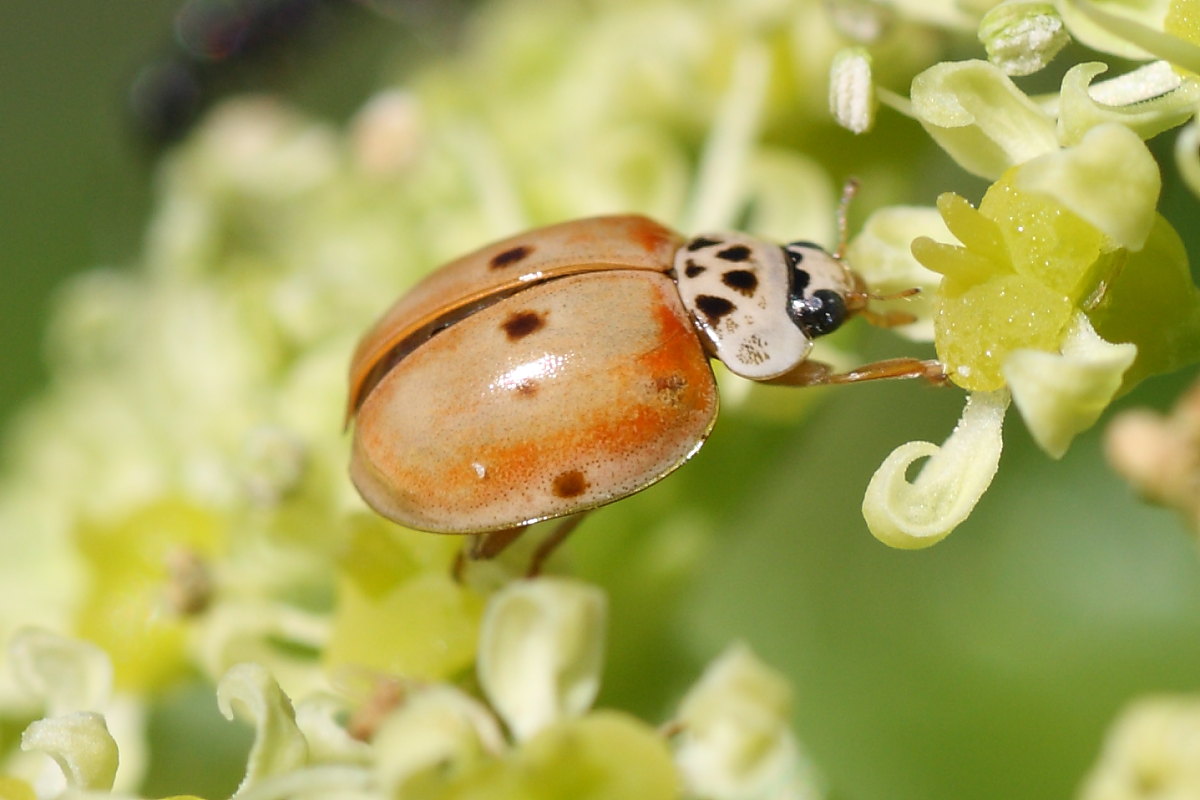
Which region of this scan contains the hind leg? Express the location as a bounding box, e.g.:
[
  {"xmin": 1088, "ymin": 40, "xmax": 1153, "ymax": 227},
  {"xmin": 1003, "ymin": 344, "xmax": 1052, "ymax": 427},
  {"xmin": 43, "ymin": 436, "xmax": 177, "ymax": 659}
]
[{"xmin": 453, "ymin": 513, "xmax": 588, "ymax": 579}]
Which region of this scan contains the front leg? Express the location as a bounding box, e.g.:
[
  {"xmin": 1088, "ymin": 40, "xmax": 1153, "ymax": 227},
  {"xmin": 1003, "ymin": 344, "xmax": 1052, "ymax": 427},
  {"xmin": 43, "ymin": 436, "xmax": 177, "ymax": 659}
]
[
  {"xmin": 767, "ymin": 357, "xmax": 948, "ymax": 387},
  {"xmin": 452, "ymin": 513, "xmax": 589, "ymax": 579}
]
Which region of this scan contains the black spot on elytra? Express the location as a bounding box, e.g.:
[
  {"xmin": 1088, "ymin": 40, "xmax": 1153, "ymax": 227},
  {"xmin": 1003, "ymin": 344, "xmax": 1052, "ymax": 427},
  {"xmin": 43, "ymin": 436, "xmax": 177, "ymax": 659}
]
[
  {"xmin": 684, "ymin": 259, "xmax": 706, "ymax": 278},
  {"xmin": 721, "ymin": 269, "xmax": 758, "ymax": 296},
  {"xmin": 490, "ymin": 244, "xmax": 533, "ymax": 269},
  {"xmin": 501, "ymin": 310, "xmax": 545, "ymax": 340},
  {"xmin": 552, "ymin": 470, "xmax": 588, "ymax": 498},
  {"xmin": 695, "ymin": 294, "xmax": 735, "ymax": 325},
  {"xmin": 717, "ymin": 245, "xmax": 751, "ymax": 262},
  {"xmin": 514, "ymin": 379, "xmax": 538, "ymax": 397},
  {"xmin": 687, "ymin": 236, "xmax": 722, "ymax": 251}
]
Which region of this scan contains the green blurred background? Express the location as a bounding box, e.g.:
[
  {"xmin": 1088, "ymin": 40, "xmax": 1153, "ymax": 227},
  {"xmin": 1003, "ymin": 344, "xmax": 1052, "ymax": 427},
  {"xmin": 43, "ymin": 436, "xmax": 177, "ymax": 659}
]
[
  {"xmin": 4, "ymin": 4, "xmax": 1200, "ymax": 800},
  {"xmin": 0, "ymin": 0, "xmax": 440, "ymax": 425}
]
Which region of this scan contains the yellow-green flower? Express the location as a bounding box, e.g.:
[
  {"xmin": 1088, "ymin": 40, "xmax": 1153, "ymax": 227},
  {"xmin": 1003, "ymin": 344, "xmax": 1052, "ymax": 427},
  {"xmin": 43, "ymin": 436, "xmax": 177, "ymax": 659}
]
[{"xmin": 853, "ymin": 51, "xmax": 1200, "ymax": 546}]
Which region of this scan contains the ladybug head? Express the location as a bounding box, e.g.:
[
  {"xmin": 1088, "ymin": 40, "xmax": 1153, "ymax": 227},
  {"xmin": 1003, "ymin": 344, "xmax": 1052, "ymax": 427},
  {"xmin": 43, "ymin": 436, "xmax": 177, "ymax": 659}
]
[{"xmin": 782, "ymin": 242, "xmax": 857, "ymax": 339}]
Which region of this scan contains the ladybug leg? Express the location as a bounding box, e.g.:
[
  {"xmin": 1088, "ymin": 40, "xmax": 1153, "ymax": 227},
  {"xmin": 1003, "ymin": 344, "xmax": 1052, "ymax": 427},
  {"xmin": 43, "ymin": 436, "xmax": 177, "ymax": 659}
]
[
  {"xmin": 526, "ymin": 513, "xmax": 588, "ymax": 577},
  {"xmin": 768, "ymin": 357, "xmax": 948, "ymax": 387},
  {"xmin": 452, "ymin": 513, "xmax": 589, "ymax": 579},
  {"xmin": 470, "ymin": 526, "xmax": 528, "ymax": 559},
  {"xmin": 452, "ymin": 525, "xmax": 527, "ymax": 580}
]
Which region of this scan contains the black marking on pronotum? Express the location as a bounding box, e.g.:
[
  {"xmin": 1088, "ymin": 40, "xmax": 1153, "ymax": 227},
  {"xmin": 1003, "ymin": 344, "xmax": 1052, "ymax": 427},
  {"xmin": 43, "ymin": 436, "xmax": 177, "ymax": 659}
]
[
  {"xmin": 790, "ymin": 268, "xmax": 811, "ymax": 296},
  {"xmin": 721, "ymin": 269, "xmax": 758, "ymax": 296},
  {"xmin": 686, "ymin": 237, "xmax": 722, "ymax": 251},
  {"xmin": 684, "ymin": 259, "xmax": 706, "ymax": 278},
  {"xmin": 695, "ymin": 294, "xmax": 736, "ymax": 325},
  {"xmin": 490, "ymin": 244, "xmax": 533, "ymax": 269},
  {"xmin": 717, "ymin": 245, "xmax": 751, "ymax": 262}
]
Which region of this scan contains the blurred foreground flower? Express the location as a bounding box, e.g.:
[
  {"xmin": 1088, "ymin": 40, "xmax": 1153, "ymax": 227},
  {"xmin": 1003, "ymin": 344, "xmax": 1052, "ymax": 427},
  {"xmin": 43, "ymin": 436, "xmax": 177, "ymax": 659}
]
[
  {"xmin": 1106, "ymin": 374, "xmax": 1200, "ymax": 532},
  {"xmin": 1079, "ymin": 695, "xmax": 1200, "ymax": 800},
  {"xmin": 8, "ymin": 579, "xmax": 820, "ymax": 800}
]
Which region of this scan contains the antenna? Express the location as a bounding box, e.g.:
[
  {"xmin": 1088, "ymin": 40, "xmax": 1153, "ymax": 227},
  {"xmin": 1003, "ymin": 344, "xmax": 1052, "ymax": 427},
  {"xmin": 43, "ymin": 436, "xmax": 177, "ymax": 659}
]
[{"xmin": 834, "ymin": 178, "xmax": 859, "ymax": 261}]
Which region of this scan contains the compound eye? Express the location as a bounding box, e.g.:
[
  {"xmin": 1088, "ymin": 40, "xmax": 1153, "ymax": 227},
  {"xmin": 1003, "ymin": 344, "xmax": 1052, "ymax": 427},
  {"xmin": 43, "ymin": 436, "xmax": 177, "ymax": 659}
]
[{"xmin": 791, "ymin": 288, "xmax": 847, "ymax": 337}]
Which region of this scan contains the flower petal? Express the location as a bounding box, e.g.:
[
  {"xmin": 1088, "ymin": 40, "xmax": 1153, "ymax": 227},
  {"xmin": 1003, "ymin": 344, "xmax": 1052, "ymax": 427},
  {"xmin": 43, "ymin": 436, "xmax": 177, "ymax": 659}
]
[
  {"xmin": 21, "ymin": 712, "xmax": 119, "ymax": 792},
  {"xmin": 1004, "ymin": 312, "xmax": 1137, "ymax": 458},
  {"xmin": 477, "ymin": 578, "xmax": 606, "ymax": 741},
  {"xmin": 1057, "ymin": 0, "xmax": 1200, "ymax": 71},
  {"xmin": 848, "ymin": 205, "xmax": 951, "ymax": 341},
  {"xmin": 1086, "ymin": 213, "xmax": 1200, "ymax": 388},
  {"xmin": 373, "ymin": 686, "xmax": 506, "ymax": 796},
  {"xmin": 1175, "ymin": 117, "xmax": 1200, "ymax": 197},
  {"xmin": 1079, "ymin": 696, "xmax": 1200, "ymax": 800},
  {"xmin": 216, "ymin": 663, "xmax": 309, "ymax": 793},
  {"xmin": 910, "ymin": 60, "xmax": 1058, "ymax": 178},
  {"xmin": 1015, "ymin": 122, "xmax": 1161, "ymax": 250},
  {"xmin": 674, "ymin": 644, "xmax": 820, "ymax": 800},
  {"xmin": 1057, "ymin": 61, "xmax": 1200, "ymax": 146},
  {"xmin": 8, "ymin": 629, "xmax": 113, "ymax": 716},
  {"xmin": 863, "ymin": 389, "xmax": 1010, "ymax": 548}
]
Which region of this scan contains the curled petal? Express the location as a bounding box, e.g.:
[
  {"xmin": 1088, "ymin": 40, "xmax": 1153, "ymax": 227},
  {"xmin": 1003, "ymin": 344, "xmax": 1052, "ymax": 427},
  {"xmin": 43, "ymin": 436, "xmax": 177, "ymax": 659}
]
[
  {"xmin": 674, "ymin": 644, "xmax": 820, "ymax": 800},
  {"xmin": 1004, "ymin": 313, "xmax": 1137, "ymax": 459},
  {"xmin": 863, "ymin": 390, "xmax": 1010, "ymax": 548},
  {"xmin": 1015, "ymin": 122, "xmax": 1161, "ymax": 250},
  {"xmin": 910, "ymin": 60, "xmax": 1058, "ymax": 178},
  {"xmin": 8, "ymin": 629, "xmax": 113, "ymax": 716},
  {"xmin": 477, "ymin": 578, "xmax": 606, "ymax": 741},
  {"xmin": 373, "ymin": 685, "xmax": 505, "ymax": 795},
  {"xmin": 21, "ymin": 711, "xmax": 119, "ymax": 792},
  {"xmin": 217, "ymin": 663, "xmax": 309, "ymax": 794},
  {"xmin": 1057, "ymin": 62, "xmax": 1200, "ymax": 146},
  {"xmin": 1176, "ymin": 118, "xmax": 1200, "ymax": 198},
  {"xmin": 293, "ymin": 695, "xmax": 372, "ymax": 765}
]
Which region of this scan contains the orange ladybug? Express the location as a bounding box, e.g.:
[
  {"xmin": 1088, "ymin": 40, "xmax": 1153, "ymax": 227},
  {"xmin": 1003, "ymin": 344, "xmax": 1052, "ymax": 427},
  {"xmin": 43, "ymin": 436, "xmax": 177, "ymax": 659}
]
[{"xmin": 347, "ymin": 213, "xmax": 940, "ymax": 572}]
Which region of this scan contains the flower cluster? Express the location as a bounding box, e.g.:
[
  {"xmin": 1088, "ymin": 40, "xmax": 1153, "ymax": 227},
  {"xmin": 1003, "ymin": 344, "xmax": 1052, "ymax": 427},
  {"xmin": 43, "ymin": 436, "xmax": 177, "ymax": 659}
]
[
  {"xmin": 837, "ymin": 0, "xmax": 1200, "ymax": 548},
  {"xmin": 1, "ymin": 0, "xmax": 931, "ymax": 795}
]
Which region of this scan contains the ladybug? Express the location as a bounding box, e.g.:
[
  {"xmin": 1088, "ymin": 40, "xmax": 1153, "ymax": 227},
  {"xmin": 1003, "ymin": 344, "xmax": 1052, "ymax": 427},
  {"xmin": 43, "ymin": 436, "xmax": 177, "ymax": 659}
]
[{"xmin": 347, "ymin": 212, "xmax": 942, "ymax": 572}]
